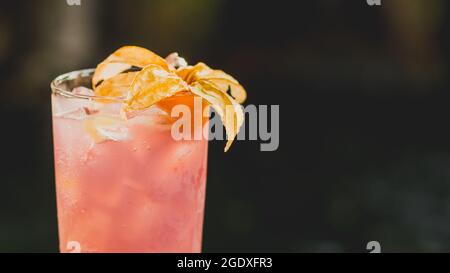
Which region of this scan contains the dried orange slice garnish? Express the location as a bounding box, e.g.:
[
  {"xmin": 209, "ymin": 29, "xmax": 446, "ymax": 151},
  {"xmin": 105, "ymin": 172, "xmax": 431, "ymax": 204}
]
[
  {"xmin": 92, "ymin": 46, "xmax": 169, "ymax": 97},
  {"xmin": 124, "ymin": 65, "xmax": 188, "ymax": 112},
  {"xmin": 92, "ymin": 46, "xmax": 247, "ymax": 151},
  {"xmin": 177, "ymin": 62, "xmax": 247, "ymax": 103},
  {"xmin": 157, "ymin": 93, "xmax": 210, "ymax": 137},
  {"xmin": 189, "ymin": 81, "xmax": 244, "ymax": 151},
  {"xmin": 94, "ymin": 72, "xmax": 139, "ymax": 98}
]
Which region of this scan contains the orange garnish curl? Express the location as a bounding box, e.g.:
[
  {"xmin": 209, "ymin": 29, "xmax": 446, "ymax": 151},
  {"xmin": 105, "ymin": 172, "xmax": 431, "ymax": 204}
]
[{"xmin": 92, "ymin": 46, "xmax": 247, "ymax": 151}]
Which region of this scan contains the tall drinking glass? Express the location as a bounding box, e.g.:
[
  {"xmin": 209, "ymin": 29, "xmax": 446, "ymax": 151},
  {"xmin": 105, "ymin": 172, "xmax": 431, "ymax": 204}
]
[{"xmin": 50, "ymin": 69, "xmax": 208, "ymax": 253}]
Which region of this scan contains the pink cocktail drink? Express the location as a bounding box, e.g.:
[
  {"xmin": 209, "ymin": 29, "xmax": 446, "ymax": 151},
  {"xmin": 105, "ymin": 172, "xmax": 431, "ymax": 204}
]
[{"xmin": 51, "ymin": 70, "xmax": 208, "ymax": 253}]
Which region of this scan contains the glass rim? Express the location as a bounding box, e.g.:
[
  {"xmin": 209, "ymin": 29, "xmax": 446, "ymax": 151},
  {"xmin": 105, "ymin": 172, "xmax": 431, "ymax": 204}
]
[{"xmin": 50, "ymin": 68, "xmax": 126, "ymax": 102}]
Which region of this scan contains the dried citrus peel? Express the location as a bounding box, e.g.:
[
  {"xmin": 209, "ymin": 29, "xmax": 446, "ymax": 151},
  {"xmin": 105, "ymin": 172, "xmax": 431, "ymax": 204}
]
[
  {"xmin": 93, "ymin": 46, "xmax": 169, "ymax": 97},
  {"xmin": 177, "ymin": 63, "xmax": 246, "ymax": 104},
  {"xmin": 124, "ymin": 65, "xmax": 188, "ymax": 112},
  {"xmin": 95, "ymin": 72, "xmax": 139, "ymax": 98},
  {"xmin": 190, "ymin": 81, "xmax": 244, "ymax": 151},
  {"xmin": 91, "ymin": 46, "xmax": 247, "ymax": 151},
  {"xmin": 83, "ymin": 116, "xmax": 128, "ymax": 143}
]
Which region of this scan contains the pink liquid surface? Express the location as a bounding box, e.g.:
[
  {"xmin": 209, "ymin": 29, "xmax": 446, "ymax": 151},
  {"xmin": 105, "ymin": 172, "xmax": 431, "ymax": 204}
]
[{"xmin": 51, "ymin": 94, "xmax": 208, "ymax": 253}]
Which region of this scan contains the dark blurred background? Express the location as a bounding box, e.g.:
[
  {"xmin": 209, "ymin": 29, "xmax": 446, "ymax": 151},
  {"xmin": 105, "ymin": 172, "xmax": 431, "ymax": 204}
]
[{"xmin": 1, "ymin": 0, "xmax": 450, "ymax": 252}]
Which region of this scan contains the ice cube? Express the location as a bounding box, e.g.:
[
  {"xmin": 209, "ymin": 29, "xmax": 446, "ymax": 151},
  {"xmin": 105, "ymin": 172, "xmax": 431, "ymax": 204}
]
[
  {"xmin": 72, "ymin": 86, "xmax": 95, "ymax": 96},
  {"xmin": 52, "ymin": 87, "xmax": 98, "ymax": 120},
  {"xmin": 52, "ymin": 95, "xmax": 90, "ymax": 120},
  {"xmin": 53, "ymin": 107, "xmax": 88, "ymax": 120},
  {"xmin": 84, "ymin": 116, "xmax": 130, "ymax": 142},
  {"xmin": 96, "ymin": 125, "xmax": 129, "ymax": 142},
  {"xmin": 126, "ymin": 106, "xmax": 173, "ymax": 129},
  {"xmin": 96, "ymin": 101, "xmax": 122, "ymax": 116}
]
